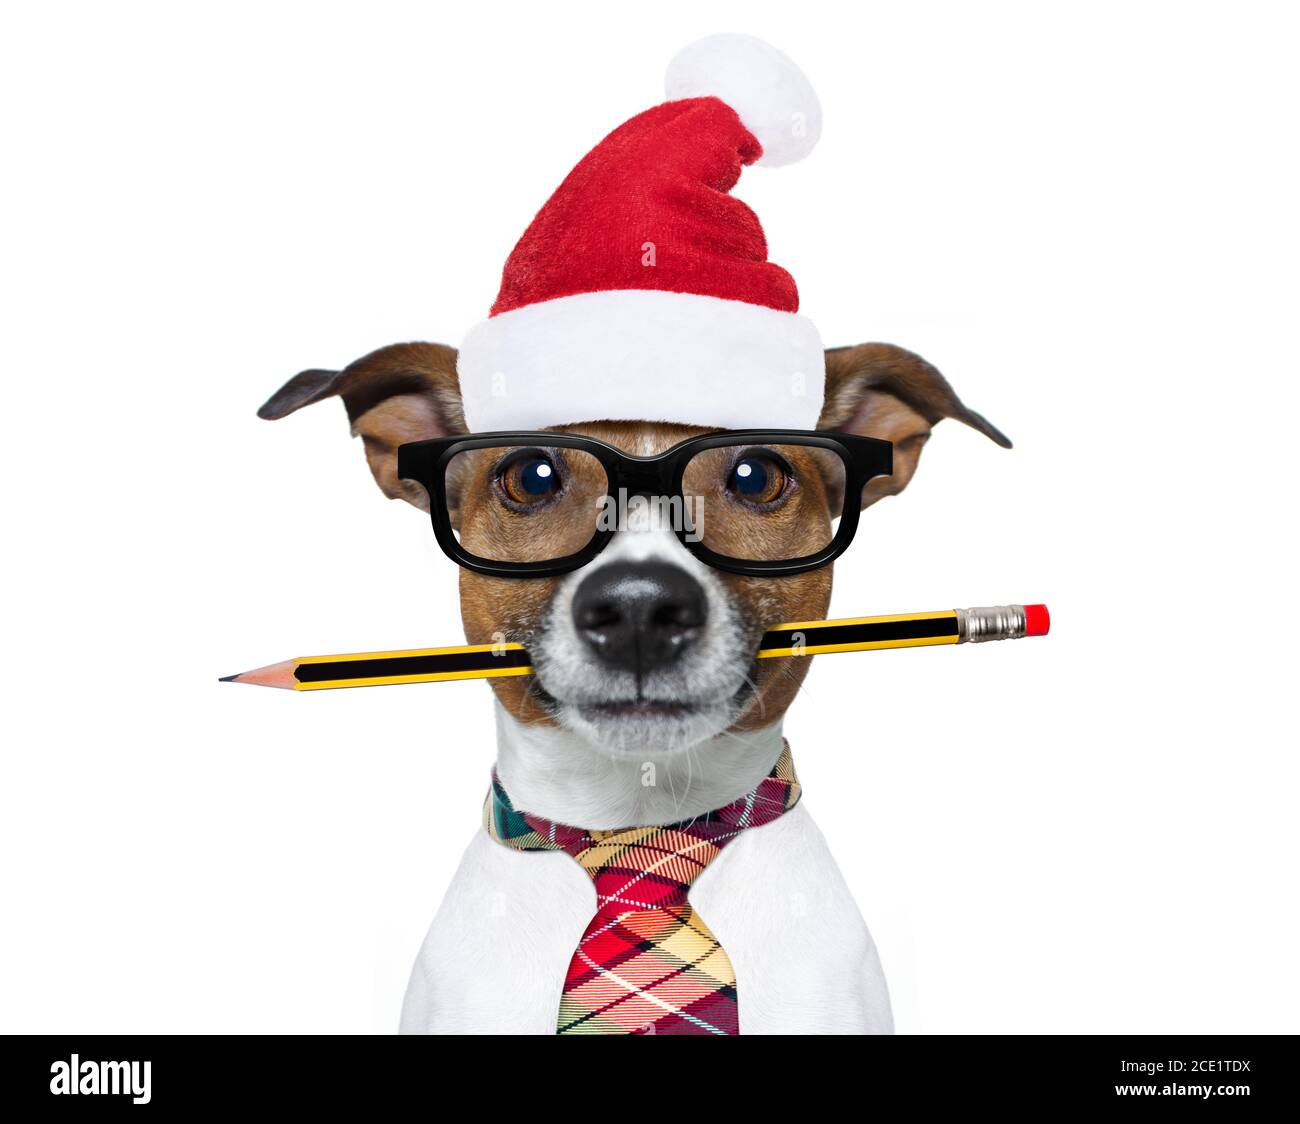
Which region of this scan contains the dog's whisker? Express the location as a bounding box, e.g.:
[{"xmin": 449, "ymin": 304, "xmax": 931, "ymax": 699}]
[
  {"xmin": 665, "ymin": 750, "xmax": 681, "ymax": 812},
  {"xmin": 733, "ymin": 666, "xmax": 768, "ymax": 722},
  {"xmin": 683, "ymin": 744, "xmax": 699, "ymax": 817}
]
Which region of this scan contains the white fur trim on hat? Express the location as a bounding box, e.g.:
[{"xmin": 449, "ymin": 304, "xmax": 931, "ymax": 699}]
[
  {"xmin": 458, "ymin": 290, "xmax": 825, "ymax": 432},
  {"xmin": 665, "ymin": 34, "xmax": 822, "ymax": 167}
]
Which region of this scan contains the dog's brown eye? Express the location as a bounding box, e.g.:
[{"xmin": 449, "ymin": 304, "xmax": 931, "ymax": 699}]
[
  {"xmin": 726, "ymin": 451, "xmax": 789, "ymax": 506},
  {"xmin": 495, "ymin": 449, "xmax": 562, "ymax": 508}
]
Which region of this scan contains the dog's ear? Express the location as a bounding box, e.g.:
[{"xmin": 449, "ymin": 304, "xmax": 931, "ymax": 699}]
[
  {"xmin": 818, "ymin": 343, "xmax": 1011, "ymax": 509},
  {"xmin": 258, "ymin": 342, "xmax": 465, "ymax": 511}
]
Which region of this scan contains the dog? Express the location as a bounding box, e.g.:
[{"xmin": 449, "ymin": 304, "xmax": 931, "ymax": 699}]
[{"xmin": 259, "ymin": 339, "xmax": 1008, "ymax": 1033}]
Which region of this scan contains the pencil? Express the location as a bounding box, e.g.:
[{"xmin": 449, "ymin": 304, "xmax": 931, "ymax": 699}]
[{"xmin": 220, "ymin": 603, "xmax": 1049, "ymax": 692}]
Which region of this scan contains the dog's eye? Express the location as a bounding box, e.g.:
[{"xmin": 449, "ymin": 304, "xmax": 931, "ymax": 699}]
[
  {"xmin": 726, "ymin": 452, "xmax": 789, "ymax": 506},
  {"xmin": 495, "ymin": 449, "xmax": 562, "ymax": 507}
]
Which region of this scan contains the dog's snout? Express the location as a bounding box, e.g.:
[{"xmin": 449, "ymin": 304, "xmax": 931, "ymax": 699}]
[{"xmin": 571, "ymin": 561, "xmax": 708, "ymax": 673}]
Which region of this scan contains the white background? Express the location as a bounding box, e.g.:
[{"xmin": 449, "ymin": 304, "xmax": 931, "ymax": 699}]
[{"xmin": 2, "ymin": 1, "xmax": 1296, "ymax": 1034}]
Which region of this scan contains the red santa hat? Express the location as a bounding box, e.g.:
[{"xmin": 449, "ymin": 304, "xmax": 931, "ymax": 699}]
[{"xmin": 458, "ymin": 34, "xmax": 826, "ymax": 432}]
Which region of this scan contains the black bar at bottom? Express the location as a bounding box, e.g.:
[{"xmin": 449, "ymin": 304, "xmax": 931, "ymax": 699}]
[{"xmin": 3, "ymin": 1034, "xmax": 1292, "ymax": 1109}]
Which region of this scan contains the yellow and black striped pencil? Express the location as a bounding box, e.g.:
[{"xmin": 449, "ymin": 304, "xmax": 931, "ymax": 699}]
[{"xmin": 220, "ymin": 604, "xmax": 1049, "ymax": 692}]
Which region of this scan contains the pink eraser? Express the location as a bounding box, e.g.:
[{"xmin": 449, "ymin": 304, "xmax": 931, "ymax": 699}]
[{"xmin": 1023, "ymin": 604, "xmax": 1050, "ymax": 637}]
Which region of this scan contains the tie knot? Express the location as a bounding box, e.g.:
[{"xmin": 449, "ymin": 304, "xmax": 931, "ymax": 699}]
[{"xmin": 576, "ymin": 827, "xmax": 722, "ymax": 914}]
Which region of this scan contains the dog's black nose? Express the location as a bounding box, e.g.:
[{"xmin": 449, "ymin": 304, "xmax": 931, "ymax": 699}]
[{"xmin": 571, "ymin": 561, "xmax": 708, "ymax": 673}]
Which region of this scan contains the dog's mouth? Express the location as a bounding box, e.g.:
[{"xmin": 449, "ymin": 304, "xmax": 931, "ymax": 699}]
[
  {"xmin": 580, "ymin": 698, "xmax": 707, "ymax": 721},
  {"xmin": 532, "ymin": 661, "xmax": 760, "ymax": 755},
  {"xmin": 533, "ymin": 656, "xmax": 758, "ymax": 717}
]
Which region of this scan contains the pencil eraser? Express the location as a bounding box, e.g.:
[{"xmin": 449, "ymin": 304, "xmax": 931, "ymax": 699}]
[{"xmin": 1023, "ymin": 604, "xmax": 1050, "ymax": 637}]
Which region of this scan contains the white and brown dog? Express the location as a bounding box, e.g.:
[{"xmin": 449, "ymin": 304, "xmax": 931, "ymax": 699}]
[
  {"xmin": 257, "ymin": 36, "xmax": 1009, "ymax": 1034},
  {"xmin": 260, "ymin": 341, "xmax": 1007, "ymax": 1034}
]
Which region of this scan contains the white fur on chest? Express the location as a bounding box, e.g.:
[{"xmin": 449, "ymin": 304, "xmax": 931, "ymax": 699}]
[{"xmin": 399, "ymin": 803, "xmax": 892, "ymax": 1035}]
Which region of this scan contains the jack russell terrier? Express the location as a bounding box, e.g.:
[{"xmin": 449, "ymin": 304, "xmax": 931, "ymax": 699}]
[{"xmin": 257, "ymin": 35, "xmax": 1008, "ymax": 1034}]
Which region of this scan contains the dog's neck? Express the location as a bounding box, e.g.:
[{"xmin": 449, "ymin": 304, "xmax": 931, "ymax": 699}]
[{"xmin": 492, "ymin": 702, "xmax": 786, "ymax": 830}]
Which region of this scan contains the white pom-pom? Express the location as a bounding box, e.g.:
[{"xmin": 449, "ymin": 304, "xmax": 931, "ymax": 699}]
[{"xmin": 665, "ymin": 34, "xmax": 821, "ymax": 166}]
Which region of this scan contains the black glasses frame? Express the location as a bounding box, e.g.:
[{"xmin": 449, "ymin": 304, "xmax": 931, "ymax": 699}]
[{"xmin": 397, "ymin": 429, "xmax": 893, "ymax": 578}]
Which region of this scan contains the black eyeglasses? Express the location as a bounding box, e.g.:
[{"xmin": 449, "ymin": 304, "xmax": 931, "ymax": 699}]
[{"xmin": 396, "ymin": 429, "xmax": 892, "ymax": 578}]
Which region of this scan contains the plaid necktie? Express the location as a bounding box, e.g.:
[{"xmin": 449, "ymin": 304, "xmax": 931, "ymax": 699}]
[{"xmin": 484, "ymin": 744, "xmax": 801, "ymax": 1035}]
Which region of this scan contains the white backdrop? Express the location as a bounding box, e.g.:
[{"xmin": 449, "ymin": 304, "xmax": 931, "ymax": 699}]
[{"xmin": 2, "ymin": 1, "xmax": 1296, "ymax": 1034}]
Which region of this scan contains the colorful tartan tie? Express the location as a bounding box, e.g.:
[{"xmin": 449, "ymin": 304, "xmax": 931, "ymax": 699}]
[{"xmin": 484, "ymin": 744, "xmax": 801, "ymax": 1035}]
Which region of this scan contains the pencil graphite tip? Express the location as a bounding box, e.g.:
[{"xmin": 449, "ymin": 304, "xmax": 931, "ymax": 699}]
[{"xmin": 217, "ymin": 659, "xmax": 299, "ymax": 690}]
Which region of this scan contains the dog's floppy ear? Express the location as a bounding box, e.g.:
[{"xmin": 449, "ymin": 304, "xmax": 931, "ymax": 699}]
[
  {"xmin": 818, "ymin": 343, "xmax": 1011, "ymax": 509},
  {"xmin": 258, "ymin": 342, "xmax": 465, "ymax": 511}
]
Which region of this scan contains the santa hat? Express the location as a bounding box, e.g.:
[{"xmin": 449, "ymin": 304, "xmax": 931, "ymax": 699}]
[{"xmin": 458, "ymin": 34, "xmax": 826, "ymax": 433}]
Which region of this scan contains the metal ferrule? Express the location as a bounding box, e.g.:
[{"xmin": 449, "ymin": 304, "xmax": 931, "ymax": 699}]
[{"xmin": 955, "ymin": 604, "xmax": 1027, "ymax": 644}]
